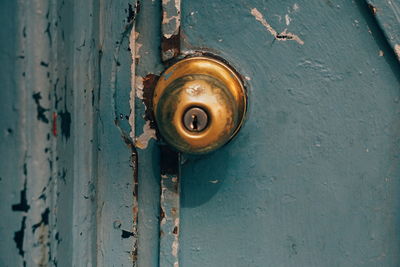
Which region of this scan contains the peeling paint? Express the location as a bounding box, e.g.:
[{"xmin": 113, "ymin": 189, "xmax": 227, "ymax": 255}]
[
  {"xmin": 135, "ymin": 121, "xmax": 156, "ymax": 149},
  {"xmin": 135, "ymin": 76, "xmax": 144, "ymax": 99},
  {"xmin": 110, "ymin": 10, "xmax": 140, "ymax": 149},
  {"xmin": 171, "ymin": 219, "xmax": 179, "ymax": 257},
  {"xmin": 134, "ymin": 32, "xmax": 142, "ymax": 61},
  {"xmin": 162, "ymin": 13, "xmax": 180, "ymax": 32},
  {"xmin": 133, "ymin": 68, "xmax": 159, "ymax": 159},
  {"xmin": 161, "ymin": 0, "xmax": 181, "ymax": 38},
  {"xmin": 121, "ymin": 229, "xmax": 134, "ymax": 238},
  {"xmin": 131, "ymin": 151, "xmax": 139, "ymax": 263},
  {"xmin": 159, "ymin": 146, "xmax": 180, "ymax": 266},
  {"xmin": 12, "ymin": 179, "xmax": 30, "ymax": 212},
  {"xmin": 127, "ymin": 3, "xmax": 137, "ymax": 23},
  {"xmin": 129, "ymin": 28, "xmax": 137, "ymax": 141},
  {"xmin": 32, "ymin": 92, "xmax": 50, "ymax": 123},
  {"xmin": 32, "ymin": 208, "xmax": 50, "ymax": 233},
  {"xmin": 134, "ymin": 74, "xmax": 159, "ymax": 150},
  {"xmin": 14, "ymin": 216, "xmax": 26, "ymax": 257},
  {"xmin": 161, "ymin": 0, "xmax": 181, "ymax": 61},
  {"xmin": 159, "ymin": 173, "xmax": 180, "ymax": 264},
  {"xmin": 251, "ymin": 8, "xmax": 304, "ymax": 45}
]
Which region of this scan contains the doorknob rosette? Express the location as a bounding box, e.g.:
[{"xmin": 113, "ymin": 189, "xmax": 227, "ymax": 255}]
[{"xmin": 153, "ymin": 56, "xmax": 246, "ymax": 154}]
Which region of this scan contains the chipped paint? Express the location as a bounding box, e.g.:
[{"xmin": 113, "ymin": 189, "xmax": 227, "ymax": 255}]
[
  {"xmin": 129, "ymin": 28, "xmax": 137, "ymax": 141},
  {"xmin": 159, "ymin": 146, "xmax": 180, "ymax": 267},
  {"xmin": 285, "ymin": 14, "xmax": 291, "ymax": 26},
  {"xmin": 171, "ymin": 219, "xmax": 179, "ymax": 257},
  {"xmin": 135, "ymin": 121, "xmax": 156, "ymax": 149},
  {"xmin": 128, "ymin": 21, "xmax": 140, "ymax": 264},
  {"xmin": 135, "ymin": 76, "xmax": 144, "ymax": 100},
  {"xmin": 32, "ymin": 92, "xmax": 50, "ymax": 123},
  {"xmin": 133, "ymin": 73, "xmax": 159, "ymax": 151},
  {"xmin": 162, "ymin": 13, "xmax": 180, "ymax": 31},
  {"xmin": 395, "ymin": 44, "xmax": 400, "ymax": 60},
  {"xmin": 3, "ymin": 0, "xmax": 138, "ymax": 265},
  {"xmin": 134, "ymin": 32, "xmax": 142, "ymax": 61},
  {"xmin": 161, "ymin": 0, "xmax": 181, "ymax": 61},
  {"xmin": 251, "ymin": 8, "xmax": 304, "ymax": 45},
  {"xmin": 162, "ymin": 0, "xmax": 181, "ymax": 38},
  {"xmin": 159, "ymin": 174, "xmax": 181, "ymax": 264},
  {"xmin": 365, "ymin": 0, "xmax": 400, "ymax": 62}
]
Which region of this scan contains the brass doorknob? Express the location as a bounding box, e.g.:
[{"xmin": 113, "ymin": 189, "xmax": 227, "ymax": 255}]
[{"xmin": 153, "ymin": 56, "xmax": 247, "ymax": 154}]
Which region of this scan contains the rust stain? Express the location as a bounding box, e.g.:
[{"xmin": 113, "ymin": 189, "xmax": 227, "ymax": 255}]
[
  {"xmin": 162, "ymin": 32, "xmax": 181, "ymax": 62},
  {"xmin": 129, "ymin": 28, "xmax": 138, "ymax": 141},
  {"xmin": 142, "ymin": 73, "xmax": 159, "ymax": 127},
  {"xmin": 135, "ymin": 74, "xmax": 159, "ymax": 149},
  {"xmin": 52, "ymin": 112, "xmax": 57, "ymax": 136}
]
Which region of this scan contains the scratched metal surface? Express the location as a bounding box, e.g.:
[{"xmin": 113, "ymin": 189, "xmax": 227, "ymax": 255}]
[
  {"xmin": 0, "ymin": 0, "xmax": 138, "ymax": 266},
  {"xmin": 179, "ymin": 0, "xmax": 400, "ymax": 266}
]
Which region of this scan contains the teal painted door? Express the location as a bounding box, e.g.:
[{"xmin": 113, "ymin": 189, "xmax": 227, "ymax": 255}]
[
  {"xmin": 1, "ymin": 0, "xmax": 400, "ymax": 266},
  {"xmin": 177, "ymin": 1, "xmax": 400, "ymax": 266}
]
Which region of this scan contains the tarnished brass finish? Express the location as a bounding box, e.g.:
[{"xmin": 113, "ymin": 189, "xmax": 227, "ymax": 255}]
[{"xmin": 153, "ymin": 56, "xmax": 246, "ymax": 154}]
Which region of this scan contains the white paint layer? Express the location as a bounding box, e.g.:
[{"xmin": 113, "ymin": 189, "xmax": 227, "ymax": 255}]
[
  {"xmin": 135, "ymin": 121, "xmax": 156, "ymax": 149},
  {"xmin": 135, "ymin": 76, "xmax": 144, "ymax": 99}
]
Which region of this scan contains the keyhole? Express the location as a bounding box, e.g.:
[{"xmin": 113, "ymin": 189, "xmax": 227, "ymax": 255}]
[
  {"xmin": 183, "ymin": 107, "xmax": 208, "ymax": 132},
  {"xmin": 191, "ymin": 114, "xmax": 198, "ymax": 130}
]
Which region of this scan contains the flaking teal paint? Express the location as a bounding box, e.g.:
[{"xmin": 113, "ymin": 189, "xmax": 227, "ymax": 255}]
[{"xmin": 0, "ymin": 0, "xmax": 138, "ymax": 266}]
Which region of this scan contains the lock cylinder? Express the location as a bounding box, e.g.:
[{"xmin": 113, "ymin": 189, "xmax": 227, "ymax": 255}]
[{"xmin": 153, "ymin": 56, "xmax": 247, "ymax": 154}]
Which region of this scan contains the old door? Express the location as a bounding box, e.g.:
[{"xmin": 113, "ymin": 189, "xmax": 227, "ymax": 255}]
[{"xmin": 1, "ymin": 0, "xmax": 400, "ymax": 266}]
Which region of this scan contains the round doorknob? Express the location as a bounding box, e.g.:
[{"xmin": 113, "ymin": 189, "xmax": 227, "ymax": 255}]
[{"xmin": 153, "ymin": 56, "xmax": 247, "ymax": 154}]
